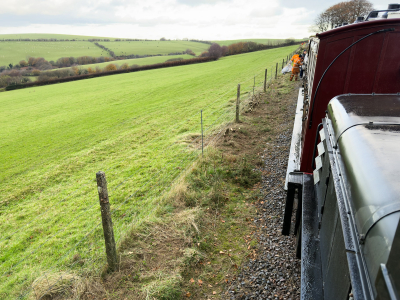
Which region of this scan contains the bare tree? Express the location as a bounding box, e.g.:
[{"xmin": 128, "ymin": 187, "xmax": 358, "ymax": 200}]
[
  {"xmin": 221, "ymin": 45, "xmax": 229, "ymax": 56},
  {"xmin": 185, "ymin": 49, "xmax": 196, "ymax": 56},
  {"xmin": 327, "ymin": 2, "xmax": 350, "ymax": 25},
  {"xmin": 208, "ymin": 43, "xmax": 222, "ymax": 58},
  {"xmin": 315, "ymin": 11, "xmax": 331, "ymax": 31},
  {"xmin": 315, "ymin": 0, "xmax": 374, "ymax": 32},
  {"xmin": 347, "ymin": 0, "xmax": 374, "ymax": 21}
]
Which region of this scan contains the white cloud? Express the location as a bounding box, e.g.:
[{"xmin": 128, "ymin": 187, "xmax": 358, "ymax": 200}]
[{"xmin": 0, "ymin": 0, "xmax": 389, "ymax": 40}]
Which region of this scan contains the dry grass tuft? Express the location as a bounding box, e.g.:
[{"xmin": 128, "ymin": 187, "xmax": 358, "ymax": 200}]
[
  {"xmin": 172, "ymin": 208, "xmax": 200, "ymax": 230},
  {"xmin": 167, "ymin": 180, "xmax": 189, "ymax": 207},
  {"xmin": 165, "ymin": 163, "xmax": 201, "ymax": 208},
  {"xmin": 225, "ymin": 154, "xmax": 237, "ymax": 163},
  {"xmin": 30, "ymin": 272, "xmax": 84, "ymax": 300},
  {"xmin": 142, "ymin": 272, "xmax": 182, "ymax": 299}
]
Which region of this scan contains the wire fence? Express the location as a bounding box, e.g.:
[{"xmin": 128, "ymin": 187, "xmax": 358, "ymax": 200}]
[{"xmin": 0, "ymin": 48, "xmax": 298, "ymax": 299}]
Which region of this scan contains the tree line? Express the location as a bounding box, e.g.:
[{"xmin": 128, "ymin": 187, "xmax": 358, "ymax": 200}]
[
  {"xmin": 4, "ymin": 57, "xmax": 217, "ymax": 90},
  {"xmin": 0, "ymin": 49, "xmax": 196, "ymax": 75},
  {"xmin": 0, "ymin": 54, "xmax": 199, "ymax": 88},
  {"xmin": 189, "ymin": 39, "xmax": 213, "ymax": 45},
  {"xmin": 93, "ymin": 42, "xmax": 115, "ymax": 57},
  {"xmin": 200, "ymin": 39, "xmax": 298, "ymax": 58},
  {"xmin": 0, "ymin": 55, "xmax": 113, "ymax": 88},
  {"xmin": 91, "ymin": 41, "xmax": 197, "ymax": 60},
  {"xmin": 1, "ymin": 55, "xmax": 115, "ymax": 71},
  {"xmin": 0, "ymin": 62, "xmax": 136, "ymax": 88}
]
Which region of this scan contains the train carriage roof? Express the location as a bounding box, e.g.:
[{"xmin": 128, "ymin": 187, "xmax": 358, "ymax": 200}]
[{"xmin": 300, "ymin": 18, "xmax": 400, "ymax": 173}]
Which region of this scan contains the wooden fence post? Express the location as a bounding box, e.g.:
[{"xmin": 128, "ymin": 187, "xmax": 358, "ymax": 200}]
[
  {"xmin": 275, "ymin": 63, "xmax": 278, "ymax": 79},
  {"xmin": 282, "ymin": 58, "xmax": 284, "ymax": 69},
  {"xmin": 236, "ymin": 84, "xmax": 240, "ymax": 123},
  {"xmin": 201, "ymin": 110, "xmax": 203, "ymax": 155},
  {"xmin": 96, "ymin": 171, "xmax": 118, "ymax": 272},
  {"xmin": 253, "ymin": 76, "xmax": 255, "ymax": 96},
  {"xmin": 264, "ymin": 69, "xmax": 267, "ymax": 92}
]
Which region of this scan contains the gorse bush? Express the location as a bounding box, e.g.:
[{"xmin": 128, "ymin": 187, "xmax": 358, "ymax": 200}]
[{"xmin": 104, "ymin": 63, "xmax": 117, "ymax": 71}]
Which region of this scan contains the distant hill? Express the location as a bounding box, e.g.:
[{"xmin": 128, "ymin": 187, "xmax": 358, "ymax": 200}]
[
  {"xmin": 213, "ymin": 38, "xmax": 302, "ymax": 46},
  {"xmin": 0, "ymin": 34, "xmax": 302, "ymax": 70},
  {"xmin": 0, "ymin": 35, "xmax": 210, "ymax": 67},
  {"xmin": 0, "ymin": 41, "xmax": 104, "ymax": 66}
]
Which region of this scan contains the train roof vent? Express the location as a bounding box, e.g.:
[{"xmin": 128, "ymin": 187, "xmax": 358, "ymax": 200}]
[
  {"xmin": 369, "ymin": 11, "xmax": 379, "ymax": 18},
  {"xmin": 388, "ymin": 3, "xmax": 400, "ymax": 9},
  {"xmin": 365, "ymin": 4, "xmax": 400, "ymax": 21},
  {"xmin": 388, "ymin": 4, "xmax": 400, "ymax": 18},
  {"xmin": 354, "ymin": 16, "xmax": 365, "ymax": 23}
]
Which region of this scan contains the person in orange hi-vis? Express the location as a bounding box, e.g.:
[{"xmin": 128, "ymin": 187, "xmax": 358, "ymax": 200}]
[
  {"xmin": 290, "ymin": 55, "xmax": 303, "ymax": 81},
  {"xmin": 291, "ymin": 53, "xmax": 300, "ymax": 64}
]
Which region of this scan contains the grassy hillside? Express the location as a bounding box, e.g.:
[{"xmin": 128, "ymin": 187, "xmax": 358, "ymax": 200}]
[
  {"xmin": 0, "ymin": 41, "xmax": 104, "ymax": 66},
  {"xmin": 100, "ymin": 40, "xmax": 209, "ymax": 56},
  {"xmin": 0, "ymin": 45, "xmax": 297, "ymax": 298},
  {"xmin": 0, "ymin": 35, "xmax": 301, "ymax": 67},
  {"xmin": 0, "ymin": 39, "xmax": 208, "ymax": 67}
]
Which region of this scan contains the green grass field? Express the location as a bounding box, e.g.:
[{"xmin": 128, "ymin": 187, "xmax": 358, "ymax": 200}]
[
  {"xmin": 0, "ymin": 45, "xmax": 297, "ymax": 298},
  {"xmin": 0, "ymin": 41, "xmax": 105, "ymax": 67},
  {"xmin": 213, "ymin": 38, "xmax": 302, "ymax": 46},
  {"xmin": 101, "ymin": 40, "xmax": 210, "ymax": 56},
  {"xmin": 0, "ymin": 39, "xmax": 207, "ymax": 67}
]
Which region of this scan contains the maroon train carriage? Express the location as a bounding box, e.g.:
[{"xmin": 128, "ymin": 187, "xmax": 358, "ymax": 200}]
[{"xmin": 282, "ymin": 4, "xmax": 400, "ymax": 300}]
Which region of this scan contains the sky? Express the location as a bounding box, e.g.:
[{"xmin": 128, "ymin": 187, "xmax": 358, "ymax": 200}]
[{"xmin": 0, "ymin": 0, "xmax": 392, "ymax": 40}]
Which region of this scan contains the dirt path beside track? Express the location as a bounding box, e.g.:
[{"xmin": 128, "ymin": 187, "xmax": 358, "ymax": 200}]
[{"xmin": 220, "ymin": 76, "xmax": 302, "ymax": 300}]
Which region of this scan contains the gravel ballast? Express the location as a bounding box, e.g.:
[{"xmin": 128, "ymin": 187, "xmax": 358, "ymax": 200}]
[{"xmin": 222, "ymin": 86, "xmax": 301, "ymax": 300}]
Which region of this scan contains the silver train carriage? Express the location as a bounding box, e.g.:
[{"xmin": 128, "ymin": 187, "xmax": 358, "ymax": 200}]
[{"xmin": 282, "ymin": 95, "xmax": 400, "ymax": 300}]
